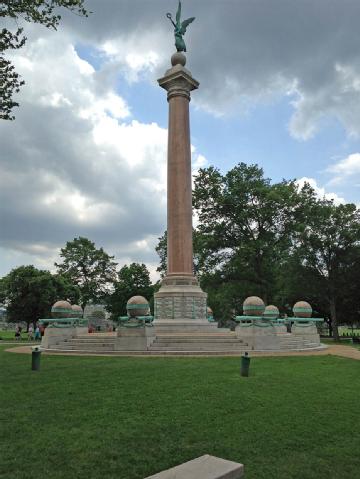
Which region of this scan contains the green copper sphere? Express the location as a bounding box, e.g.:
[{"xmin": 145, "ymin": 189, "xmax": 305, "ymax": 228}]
[
  {"xmin": 293, "ymin": 301, "xmax": 312, "ymax": 318},
  {"xmin": 51, "ymin": 300, "xmax": 72, "ymax": 318},
  {"xmin": 243, "ymin": 296, "xmax": 265, "ymax": 316},
  {"xmin": 126, "ymin": 296, "xmax": 150, "ymax": 318},
  {"xmin": 263, "ymin": 305, "xmax": 279, "ymax": 319}
]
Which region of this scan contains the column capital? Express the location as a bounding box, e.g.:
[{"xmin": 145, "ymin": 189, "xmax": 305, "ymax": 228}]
[{"xmin": 158, "ymin": 64, "xmax": 199, "ymax": 101}]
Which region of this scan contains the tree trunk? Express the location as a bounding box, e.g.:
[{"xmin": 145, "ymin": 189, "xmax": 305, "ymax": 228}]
[
  {"xmin": 329, "ymin": 297, "xmax": 339, "ymax": 341},
  {"xmin": 328, "ymin": 320, "xmax": 333, "ymax": 338}
]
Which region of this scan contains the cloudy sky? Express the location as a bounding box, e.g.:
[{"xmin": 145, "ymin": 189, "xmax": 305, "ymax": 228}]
[{"xmin": 1, "ymin": 0, "xmax": 360, "ymax": 281}]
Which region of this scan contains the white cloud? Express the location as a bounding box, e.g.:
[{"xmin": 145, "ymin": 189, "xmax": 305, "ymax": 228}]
[
  {"xmin": 100, "ymin": 32, "xmax": 167, "ymax": 83},
  {"xmin": 0, "ymin": 31, "xmax": 171, "ymax": 275},
  {"xmin": 0, "ymin": 26, "xmax": 208, "ymax": 279},
  {"xmin": 288, "ymin": 61, "xmax": 360, "ymax": 140},
  {"xmin": 47, "ymin": 0, "xmax": 360, "ymax": 142},
  {"xmin": 326, "ymin": 153, "xmax": 360, "ymax": 186},
  {"xmin": 296, "ymin": 177, "xmax": 345, "ymax": 205}
]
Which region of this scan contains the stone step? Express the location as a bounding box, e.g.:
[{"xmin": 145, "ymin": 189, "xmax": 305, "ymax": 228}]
[
  {"xmin": 150, "ymin": 344, "xmax": 247, "ymax": 351},
  {"xmin": 154, "ymin": 337, "xmax": 242, "ymax": 343},
  {"xmin": 71, "ymin": 341, "xmax": 115, "ymax": 345},
  {"xmin": 279, "ymin": 339, "xmax": 303, "ymax": 344},
  {"xmin": 54, "ymin": 344, "xmax": 116, "ymax": 351},
  {"xmin": 76, "ymin": 336, "xmax": 115, "ymax": 341},
  {"xmin": 156, "ymin": 333, "xmax": 237, "ymax": 339},
  {"xmin": 58, "ymin": 341, "xmax": 115, "ymax": 349},
  {"xmin": 153, "ymin": 323, "xmax": 230, "ymax": 333},
  {"xmin": 45, "ymin": 348, "xmax": 249, "ymax": 356},
  {"xmin": 66, "ymin": 339, "xmax": 115, "ymax": 343}
]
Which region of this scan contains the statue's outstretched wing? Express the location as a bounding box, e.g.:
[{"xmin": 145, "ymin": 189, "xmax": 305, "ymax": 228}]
[
  {"xmin": 176, "ymin": 1, "xmax": 182, "ymax": 25},
  {"xmin": 180, "ymin": 17, "xmax": 195, "ymax": 34}
]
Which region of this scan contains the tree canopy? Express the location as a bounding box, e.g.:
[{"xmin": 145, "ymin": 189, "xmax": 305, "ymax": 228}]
[
  {"xmin": 156, "ymin": 162, "xmax": 360, "ymax": 334},
  {"xmin": 290, "ymin": 200, "xmax": 360, "ymax": 339},
  {"xmin": 0, "ymin": 0, "xmax": 89, "ymax": 120},
  {"xmin": 55, "ymin": 237, "xmax": 117, "ymax": 310},
  {"xmin": 0, "ymin": 265, "xmax": 79, "ymax": 328},
  {"xmin": 106, "ymin": 263, "xmax": 153, "ymax": 320}
]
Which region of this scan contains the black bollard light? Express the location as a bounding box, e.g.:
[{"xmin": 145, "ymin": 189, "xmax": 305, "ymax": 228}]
[
  {"xmin": 240, "ymin": 351, "xmax": 250, "ymax": 377},
  {"xmin": 31, "ymin": 346, "xmax": 41, "ymax": 371}
]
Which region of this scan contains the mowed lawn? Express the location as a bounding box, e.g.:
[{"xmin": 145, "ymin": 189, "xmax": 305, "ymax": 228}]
[{"xmin": 0, "ymin": 345, "xmax": 359, "ymax": 479}]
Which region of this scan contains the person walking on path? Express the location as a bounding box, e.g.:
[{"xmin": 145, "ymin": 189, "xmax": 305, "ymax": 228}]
[
  {"xmin": 34, "ymin": 326, "xmax": 41, "ymax": 341},
  {"xmin": 14, "ymin": 325, "xmax": 21, "ymax": 340},
  {"xmin": 28, "ymin": 324, "xmax": 34, "ymax": 341}
]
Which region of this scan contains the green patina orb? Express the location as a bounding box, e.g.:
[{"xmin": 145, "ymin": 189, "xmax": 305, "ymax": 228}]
[
  {"xmin": 126, "ymin": 296, "xmax": 150, "ymax": 318},
  {"xmin": 293, "ymin": 301, "xmax": 312, "ymax": 318},
  {"xmin": 263, "ymin": 305, "xmax": 279, "ymax": 319},
  {"xmin": 51, "ymin": 300, "xmax": 73, "ymax": 318},
  {"xmin": 243, "ymin": 296, "xmax": 265, "ymax": 316},
  {"xmin": 71, "ymin": 304, "xmax": 83, "ymax": 318}
]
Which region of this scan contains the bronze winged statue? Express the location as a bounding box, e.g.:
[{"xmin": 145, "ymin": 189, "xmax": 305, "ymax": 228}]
[{"xmin": 166, "ymin": 1, "xmax": 195, "ymax": 52}]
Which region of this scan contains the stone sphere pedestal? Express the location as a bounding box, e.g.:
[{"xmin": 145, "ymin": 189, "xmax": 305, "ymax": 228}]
[
  {"xmin": 116, "ymin": 325, "xmax": 155, "ymax": 351},
  {"xmin": 235, "ymin": 321, "xmax": 279, "ymax": 350}
]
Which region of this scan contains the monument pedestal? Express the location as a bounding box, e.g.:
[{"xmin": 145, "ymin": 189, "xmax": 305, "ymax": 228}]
[
  {"xmin": 154, "ymin": 274, "xmax": 207, "ymax": 320},
  {"xmin": 291, "ymin": 322, "xmax": 320, "ymax": 346},
  {"xmin": 153, "ymin": 274, "xmax": 209, "ymax": 333},
  {"xmin": 235, "ymin": 322, "xmax": 280, "ymax": 350},
  {"xmin": 116, "ymin": 325, "xmax": 155, "ymax": 351},
  {"xmin": 41, "ymin": 326, "xmax": 75, "ymax": 349}
]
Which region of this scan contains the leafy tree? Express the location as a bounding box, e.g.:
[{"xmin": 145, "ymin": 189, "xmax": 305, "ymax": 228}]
[
  {"xmin": 55, "ymin": 237, "xmax": 117, "ymax": 310},
  {"xmin": 292, "ymin": 199, "xmax": 360, "ymax": 340},
  {"xmin": 155, "ymin": 231, "xmax": 167, "ymax": 277},
  {"xmin": 0, "ymin": 265, "xmax": 79, "ymax": 329},
  {"xmin": 106, "ymin": 263, "xmax": 153, "ymax": 319},
  {"xmin": 156, "ymin": 162, "xmax": 360, "ymax": 338},
  {"xmin": 156, "ymin": 229, "xmax": 205, "ymax": 278},
  {"xmin": 192, "ymin": 163, "xmax": 308, "ymax": 303},
  {"xmin": 0, "ymin": 0, "xmax": 89, "ymax": 120}
]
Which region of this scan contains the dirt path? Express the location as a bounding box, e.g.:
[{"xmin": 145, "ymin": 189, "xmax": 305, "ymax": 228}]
[{"xmin": 5, "ymin": 344, "xmax": 360, "ymax": 360}]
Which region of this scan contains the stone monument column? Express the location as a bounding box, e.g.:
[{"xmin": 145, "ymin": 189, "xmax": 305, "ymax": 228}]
[{"xmin": 154, "ymin": 52, "xmax": 207, "ymax": 326}]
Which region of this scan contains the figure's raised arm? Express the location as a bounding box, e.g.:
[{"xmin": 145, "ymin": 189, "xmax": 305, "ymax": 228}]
[{"xmin": 166, "ymin": 12, "xmax": 176, "ymax": 28}]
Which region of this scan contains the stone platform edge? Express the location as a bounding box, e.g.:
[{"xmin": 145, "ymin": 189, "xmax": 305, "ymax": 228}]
[{"xmin": 6, "ymin": 344, "xmax": 328, "ymax": 357}]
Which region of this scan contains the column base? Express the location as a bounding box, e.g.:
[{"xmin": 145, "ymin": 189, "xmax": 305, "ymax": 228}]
[{"xmin": 154, "ymin": 274, "xmax": 207, "ymax": 322}]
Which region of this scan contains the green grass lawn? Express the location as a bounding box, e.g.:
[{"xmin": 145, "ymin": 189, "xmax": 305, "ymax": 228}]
[
  {"xmin": 321, "ymin": 338, "xmax": 360, "ymax": 350},
  {"xmin": 0, "ymin": 345, "xmax": 359, "ymax": 479}
]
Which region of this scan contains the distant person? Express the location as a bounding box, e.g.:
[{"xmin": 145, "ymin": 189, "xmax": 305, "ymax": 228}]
[
  {"xmin": 39, "ymin": 325, "xmax": 45, "ymax": 337},
  {"xmin": 28, "ymin": 324, "xmax": 34, "ymax": 341},
  {"xmin": 34, "ymin": 326, "xmax": 41, "ymax": 341},
  {"xmin": 15, "ymin": 325, "xmax": 21, "ymax": 340}
]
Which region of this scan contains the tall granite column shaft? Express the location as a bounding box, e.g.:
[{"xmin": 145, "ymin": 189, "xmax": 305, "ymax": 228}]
[
  {"xmin": 154, "ymin": 53, "xmax": 207, "ymax": 324},
  {"xmin": 166, "ymin": 69, "xmax": 194, "ymax": 275}
]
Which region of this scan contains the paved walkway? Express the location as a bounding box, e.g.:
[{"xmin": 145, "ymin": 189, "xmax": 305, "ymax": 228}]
[{"xmin": 5, "ymin": 344, "xmax": 360, "ymax": 360}]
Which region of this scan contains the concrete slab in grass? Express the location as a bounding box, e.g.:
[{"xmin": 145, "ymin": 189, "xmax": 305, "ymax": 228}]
[{"xmin": 144, "ymin": 454, "xmax": 244, "ymax": 479}]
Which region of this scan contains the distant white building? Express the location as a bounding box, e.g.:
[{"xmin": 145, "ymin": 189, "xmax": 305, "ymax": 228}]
[
  {"xmin": 84, "ymin": 303, "xmax": 113, "ymax": 331},
  {"xmin": 83, "ymin": 304, "xmax": 110, "ymax": 320}
]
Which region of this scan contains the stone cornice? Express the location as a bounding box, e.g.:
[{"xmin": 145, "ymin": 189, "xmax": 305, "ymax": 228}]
[{"xmin": 158, "ymin": 65, "xmax": 199, "ymax": 102}]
